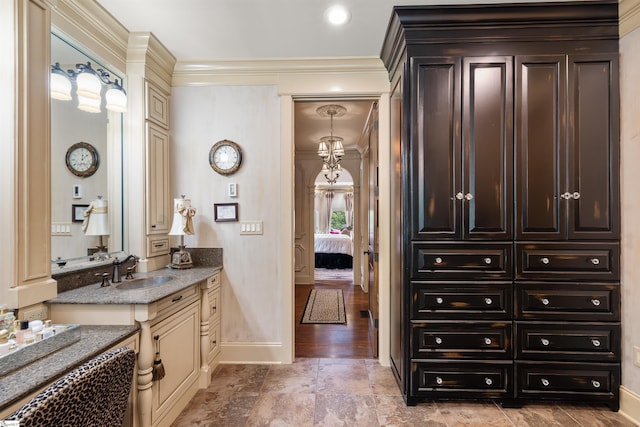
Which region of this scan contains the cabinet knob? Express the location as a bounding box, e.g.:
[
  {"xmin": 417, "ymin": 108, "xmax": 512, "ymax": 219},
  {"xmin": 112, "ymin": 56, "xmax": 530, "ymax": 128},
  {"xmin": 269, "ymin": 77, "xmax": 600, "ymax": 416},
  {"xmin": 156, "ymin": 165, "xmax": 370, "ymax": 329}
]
[
  {"xmin": 592, "ymin": 380, "xmax": 601, "ymax": 388},
  {"xmin": 436, "ymin": 376, "xmax": 443, "ymax": 385},
  {"xmin": 455, "ymin": 192, "xmax": 464, "ymax": 200},
  {"xmin": 541, "ymin": 378, "xmax": 550, "ymax": 387},
  {"xmin": 591, "ymin": 299, "xmax": 601, "ymax": 307},
  {"xmin": 484, "ymin": 337, "xmax": 492, "ymax": 345},
  {"xmin": 485, "ymin": 377, "xmax": 493, "ymax": 386},
  {"xmin": 151, "ymin": 224, "xmax": 157, "ymax": 228},
  {"xmin": 590, "ymin": 258, "xmax": 600, "ymax": 265},
  {"xmin": 573, "ymin": 192, "xmax": 581, "ymax": 200},
  {"xmin": 434, "ymin": 257, "xmax": 443, "ymax": 264},
  {"xmin": 484, "ymin": 297, "xmax": 493, "ymax": 305},
  {"xmin": 592, "ymin": 339, "xmax": 601, "ymax": 347},
  {"xmin": 436, "ymin": 297, "xmax": 444, "ymax": 304},
  {"xmin": 435, "ymin": 337, "xmax": 443, "ymax": 345},
  {"xmin": 560, "ymin": 192, "xmax": 572, "ymax": 200},
  {"xmin": 464, "ymin": 193, "xmax": 473, "ymax": 201},
  {"xmin": 541, "ymin": 338, "xmax": 550, "ymax": 346},
  {"xmin": 483, "ymin": 257, "xmax": 492, "ymax": 265},
  {"xmin": 541, "ymin": 298, "xmax": 550, "ymax": 306},
  {"xmin": 540, "ymin": 257, "xmax": 550, "ymax": 265}
]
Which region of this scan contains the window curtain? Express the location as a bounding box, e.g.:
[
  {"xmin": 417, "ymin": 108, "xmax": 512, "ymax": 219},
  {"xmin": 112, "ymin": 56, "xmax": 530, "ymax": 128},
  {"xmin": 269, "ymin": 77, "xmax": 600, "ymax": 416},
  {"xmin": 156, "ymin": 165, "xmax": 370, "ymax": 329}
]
[
  {"xmin": 315, "ymin": 190, "xmax": 334, "ymax": 234},
  {"xmin": 344, "ymin": 191, "xmax": 354, "ymax": 227}
]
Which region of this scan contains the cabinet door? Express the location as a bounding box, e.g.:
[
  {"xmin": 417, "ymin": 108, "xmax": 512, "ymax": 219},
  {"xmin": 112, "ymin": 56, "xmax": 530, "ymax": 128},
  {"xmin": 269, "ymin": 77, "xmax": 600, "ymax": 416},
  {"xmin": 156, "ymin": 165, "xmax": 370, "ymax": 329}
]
[
  {"xmin": 462, "ymin": 57, "xmax": 513, "ymax": 240},
  {"xmin": 567, "ymin": 54, "xmax": 619, "ymax": 240},
  {"xmin": 516, "ymin": 55, "xmax": 566, "ymax": 240},
  {"xmin": 146, "ymin": 123, "xmax": 171, "ymax": 235},
  {"xmin": 411, "ymin": 57, "xmax": 462, "ymax": 240}
]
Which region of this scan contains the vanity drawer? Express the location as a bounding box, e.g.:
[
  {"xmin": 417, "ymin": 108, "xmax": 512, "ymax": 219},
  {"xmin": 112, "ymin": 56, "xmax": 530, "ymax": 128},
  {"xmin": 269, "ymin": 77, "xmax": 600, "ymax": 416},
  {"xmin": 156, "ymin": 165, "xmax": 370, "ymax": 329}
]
[
  {"xmin": 207, "ymin": 272, "xmax": 220, "ymax": 290},
  {"xmin": 412, "ymin": 282, "xmax": 512, "ymax": 320},
  {"xmin": 412, "ymin": 322, "xmax": 512, "ymax": 359},
  {"xmin": 413, "ymin": 361, "xmax": 513, "ymax": 398},
  {"xmin": 515, "ymin": 282, "xmax": 620, "ymax": 321},
  {"xmin": 156, "ymin": 285, "xmax": 199, "ymax": 320},
  {"xmin": 147, "ymin": 236, "xmax": 170, "ymax": 257},
  {"xmin": 412, "ymin": 242, "xmax": 513, "ymax": 280},
  {"xmin": 515, "ymin": 322, "xmax": 619, "ymax": 362},
  {"xmin": 516, "ymin": 362, "xmax": 619, "ymax": 402},
  {"xmin": 516, "ymin": 243, "xmax": 619, "ymax": 281},
  {"xmin": 208, "ymin": 287, "xmax": 220, "ymax": 322}
]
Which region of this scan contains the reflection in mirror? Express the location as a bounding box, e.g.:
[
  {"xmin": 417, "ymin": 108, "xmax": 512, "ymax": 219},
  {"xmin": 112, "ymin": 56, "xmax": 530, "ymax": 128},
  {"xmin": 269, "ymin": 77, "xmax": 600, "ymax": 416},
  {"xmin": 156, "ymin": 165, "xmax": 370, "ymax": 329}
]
[{"xmin": 50, "ymin": 33, "xmax": 124, "ymax": 270}]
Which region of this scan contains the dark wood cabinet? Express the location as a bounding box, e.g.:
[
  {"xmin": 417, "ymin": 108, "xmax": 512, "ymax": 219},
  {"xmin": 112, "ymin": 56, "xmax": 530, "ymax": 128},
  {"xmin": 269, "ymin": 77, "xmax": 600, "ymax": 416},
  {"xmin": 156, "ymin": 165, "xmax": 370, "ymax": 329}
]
[{"xmin": 381, "ymin": 0, "xmax": 619, "ymax": 411}]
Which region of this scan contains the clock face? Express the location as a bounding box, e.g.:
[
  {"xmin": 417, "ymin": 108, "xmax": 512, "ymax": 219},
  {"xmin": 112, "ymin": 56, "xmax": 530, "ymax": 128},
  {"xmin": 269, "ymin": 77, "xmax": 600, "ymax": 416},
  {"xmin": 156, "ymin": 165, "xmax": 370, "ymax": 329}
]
[
  {"xmin": 65, "ymin": 142, "xmax": 99, "ymax": 177},
  {"xmin": 209, "ymin": 140, "xmax": 242, "ymax": 175}
]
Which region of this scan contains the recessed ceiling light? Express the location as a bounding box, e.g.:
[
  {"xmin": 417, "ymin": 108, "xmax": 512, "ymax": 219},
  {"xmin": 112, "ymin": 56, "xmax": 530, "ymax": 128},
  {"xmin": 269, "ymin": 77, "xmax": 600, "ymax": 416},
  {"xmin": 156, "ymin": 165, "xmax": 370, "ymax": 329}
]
[{"xmin": 325, "ymin": 5, "xmax": 351, "ymax": 26}]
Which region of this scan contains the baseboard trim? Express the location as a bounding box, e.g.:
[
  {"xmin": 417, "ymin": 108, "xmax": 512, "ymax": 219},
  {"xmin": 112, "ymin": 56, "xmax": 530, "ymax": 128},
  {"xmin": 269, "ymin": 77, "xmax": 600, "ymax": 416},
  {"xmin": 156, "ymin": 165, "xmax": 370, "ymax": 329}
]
[
  {"xmin": 620, "ymin": 385, "xmax": 640, "ymax": 425},
  {"xmin": 220, "ymin": 343, "xmax": 288, "ymax": 364}
]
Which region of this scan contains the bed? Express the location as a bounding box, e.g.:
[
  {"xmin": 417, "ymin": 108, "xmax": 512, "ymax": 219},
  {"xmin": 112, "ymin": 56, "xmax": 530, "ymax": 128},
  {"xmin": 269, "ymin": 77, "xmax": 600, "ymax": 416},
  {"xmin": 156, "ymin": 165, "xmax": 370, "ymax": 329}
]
[{"xmin": 314, "ymin": 233, "xmax": 353, "ymax": 269}]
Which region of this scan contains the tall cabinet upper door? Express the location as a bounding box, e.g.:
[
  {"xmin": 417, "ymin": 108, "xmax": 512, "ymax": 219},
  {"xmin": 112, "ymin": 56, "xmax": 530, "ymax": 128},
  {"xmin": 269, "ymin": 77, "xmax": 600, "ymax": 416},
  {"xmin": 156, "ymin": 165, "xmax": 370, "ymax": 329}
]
[
  {"xmin": 462, "ymin": 57, "xmax": 513, "ymax": 241},
  {"xmin": 411, "ymin": 57, "xmax": 462, "ymax": 240},
  {"xmin": 516, "ymin": 56, "xmax": 566, "ymax": 240},
  {"xmin": 567, "ymin": 54, "xmax": 619, "ymax": 240}
]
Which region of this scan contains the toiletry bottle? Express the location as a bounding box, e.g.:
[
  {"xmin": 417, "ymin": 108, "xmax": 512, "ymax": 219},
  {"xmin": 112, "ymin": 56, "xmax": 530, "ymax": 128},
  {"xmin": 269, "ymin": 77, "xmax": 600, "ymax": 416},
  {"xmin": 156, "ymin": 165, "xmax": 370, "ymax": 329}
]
[
  {"xmin": 15, "ymin": 320, "xmax": 32, "ymax": 345},
  {"xmin": 29, "ymin": 320, "xmax": 43, "ymax": 341},
  {"xmin": 42, "ymin": 320, "xmax": 54, "ymax": 339}
]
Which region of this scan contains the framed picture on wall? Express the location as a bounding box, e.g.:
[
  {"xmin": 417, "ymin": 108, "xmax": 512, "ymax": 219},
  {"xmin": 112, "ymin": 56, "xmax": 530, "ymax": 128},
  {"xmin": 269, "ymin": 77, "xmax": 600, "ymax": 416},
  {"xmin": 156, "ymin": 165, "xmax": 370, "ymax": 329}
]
[
  {"xmin": 72, "ymin": 204, "xmax": 89, "ymax": 222},
  {"xmin": 214, "ymin": 203, "xmax": 238, "ymax": 222}
]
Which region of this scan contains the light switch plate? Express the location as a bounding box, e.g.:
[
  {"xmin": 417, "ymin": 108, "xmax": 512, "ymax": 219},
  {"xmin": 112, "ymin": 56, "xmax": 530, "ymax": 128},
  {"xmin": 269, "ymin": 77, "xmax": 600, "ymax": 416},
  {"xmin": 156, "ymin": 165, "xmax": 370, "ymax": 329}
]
[
  {"xmin": 228, "ymin": 183, "xmax": 237, "ymax": 197},
  {"xmin": 240, "ymin": 221, "xmax": 263, "ymax": 235}
]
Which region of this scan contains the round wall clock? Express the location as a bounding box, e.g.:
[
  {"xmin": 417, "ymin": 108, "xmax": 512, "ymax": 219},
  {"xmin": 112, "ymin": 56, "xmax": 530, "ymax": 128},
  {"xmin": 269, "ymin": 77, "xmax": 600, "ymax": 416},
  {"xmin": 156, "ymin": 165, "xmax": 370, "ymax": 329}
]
[
  {"xmin": 65, "ymin": 142, "xmax": 100, "ymax": 177},
  {"xmin": 209, "ymin": 139, "xmax": 242, "ymax": 175}
]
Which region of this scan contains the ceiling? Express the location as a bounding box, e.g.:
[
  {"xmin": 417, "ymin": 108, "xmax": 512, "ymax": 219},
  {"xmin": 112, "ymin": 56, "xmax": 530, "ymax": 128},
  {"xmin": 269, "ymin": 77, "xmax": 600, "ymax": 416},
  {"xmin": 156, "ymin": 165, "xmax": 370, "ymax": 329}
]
[{"xmin": 94, "ymin": 0, "xmax": 574, "ymax": 160}]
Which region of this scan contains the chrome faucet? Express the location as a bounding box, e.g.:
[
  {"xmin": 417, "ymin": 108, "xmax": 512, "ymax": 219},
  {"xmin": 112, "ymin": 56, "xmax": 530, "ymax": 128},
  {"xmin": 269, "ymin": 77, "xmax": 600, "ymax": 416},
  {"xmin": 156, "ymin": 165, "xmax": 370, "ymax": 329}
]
[{"xmin": 112, "ymin": 255, "xmax": 139, "ymax": 283}]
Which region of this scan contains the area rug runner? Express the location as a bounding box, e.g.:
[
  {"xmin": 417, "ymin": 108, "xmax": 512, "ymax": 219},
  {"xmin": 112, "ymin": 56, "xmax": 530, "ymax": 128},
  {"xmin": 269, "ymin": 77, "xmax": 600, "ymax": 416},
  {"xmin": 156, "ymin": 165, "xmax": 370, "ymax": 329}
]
[
  {"xmin": 314, "ymin": 268, "xmax": 353, "ymax": 281},
  {"xmin": 301, "ymin": 289, "xmax": 347, "ymax": 324}
]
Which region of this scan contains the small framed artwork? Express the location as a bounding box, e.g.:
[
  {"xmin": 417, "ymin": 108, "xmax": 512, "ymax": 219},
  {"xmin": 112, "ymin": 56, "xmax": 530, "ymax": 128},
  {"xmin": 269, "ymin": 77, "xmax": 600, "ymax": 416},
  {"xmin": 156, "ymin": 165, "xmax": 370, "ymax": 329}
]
[
  {"xmin": 72, "ymin": 204, "xmax": 89, "ymax": 222},
  {"xmin": 214, "ymin": 203, "xmax": 238, "ymax": 222}
]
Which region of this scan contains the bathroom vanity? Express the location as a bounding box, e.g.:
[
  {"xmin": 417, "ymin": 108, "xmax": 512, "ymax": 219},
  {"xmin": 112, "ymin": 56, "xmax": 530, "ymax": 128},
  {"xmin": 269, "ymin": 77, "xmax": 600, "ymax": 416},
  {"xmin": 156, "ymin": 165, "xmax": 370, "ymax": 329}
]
[{"xmin": 47, "ymin": 266, "xmax": 222, "ymax": 427}]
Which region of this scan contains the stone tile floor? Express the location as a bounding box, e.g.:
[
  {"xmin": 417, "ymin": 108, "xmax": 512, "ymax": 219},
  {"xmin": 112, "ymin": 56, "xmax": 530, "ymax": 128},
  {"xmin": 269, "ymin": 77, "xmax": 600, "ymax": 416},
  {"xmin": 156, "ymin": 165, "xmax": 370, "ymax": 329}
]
[{"xmin": 172, "ymin": 358, "xmax": 638, "ymax": 427}]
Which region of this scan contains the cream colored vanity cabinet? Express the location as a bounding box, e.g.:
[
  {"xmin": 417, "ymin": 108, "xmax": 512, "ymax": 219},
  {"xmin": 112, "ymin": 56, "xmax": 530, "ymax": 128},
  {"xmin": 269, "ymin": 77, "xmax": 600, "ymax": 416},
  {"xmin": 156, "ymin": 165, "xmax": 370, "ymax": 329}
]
[{"xmin": 199, "ymin": 271, "xmax": 221, "ymax": 387}]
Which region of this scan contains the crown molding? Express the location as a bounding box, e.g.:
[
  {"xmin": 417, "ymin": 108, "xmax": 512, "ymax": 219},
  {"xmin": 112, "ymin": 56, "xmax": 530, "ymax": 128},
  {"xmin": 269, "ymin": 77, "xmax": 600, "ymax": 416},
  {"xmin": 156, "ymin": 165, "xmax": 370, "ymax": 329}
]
[
  {"xmin": 172, "ymin": 57, "xmax": 390, "ymax": 90},
  {"xmin": 621, "ymin": 0, "xmax": 640, "ymax": 37},
  {"xmin": 51, "ymin": 0, "xmax": 128, "ymax": 73},
  {"xmin": 127, "ymin": 32, "xmax": 176, "ymax": 89}
]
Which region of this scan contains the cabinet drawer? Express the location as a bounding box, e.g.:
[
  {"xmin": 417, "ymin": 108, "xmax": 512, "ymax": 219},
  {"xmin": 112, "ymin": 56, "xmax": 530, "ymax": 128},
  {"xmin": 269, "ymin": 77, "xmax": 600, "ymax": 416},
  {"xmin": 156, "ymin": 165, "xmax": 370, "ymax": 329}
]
[
  {"xmin": 515, "ymin": 322, "xmax": 619, "ymax": 362},
  {"xmin": 156, "ymin": 285, "xmax": 199, "ymax": 320},
  {"xmin": 515, "ymin": 282, "xmax": 620, "ymax": 321},
  {"xmin": 207, "ymin": 272, "xmax": 220, "ymax": 290},
  {"xmin": 412, "ymin": 282, "xmax": 512, "ymax": 319},
  {"xmin": 516, "ymin": 243, "xmax": 619, "ymax": 281},
  {"xmin": 412, "ymin": 322, "xmax": 512, "ymax": 359},
  {"xmin": 412, "ymin": 243, "xmax": 513, "ymax": 279},
  {"xmin": 516, "ymin": 362, "xmax": 619, "ymax": 401},
  {"xmin": 147, "ymin": 236, "xmax": 170, "ymax": 257},
  {"xmin": 413, "ymin": 361, "xmax": 513, "ymax": 398},
  {"xmin": 208, "ymin": 287, "xmax": 220, "ymax": 322}
]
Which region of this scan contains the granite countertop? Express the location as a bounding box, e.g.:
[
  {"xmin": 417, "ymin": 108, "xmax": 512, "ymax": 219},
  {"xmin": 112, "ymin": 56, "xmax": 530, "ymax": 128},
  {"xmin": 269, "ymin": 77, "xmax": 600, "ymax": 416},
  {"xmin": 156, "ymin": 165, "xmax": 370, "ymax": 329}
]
[
  {"xmin": 0, "ymin": 325, "xmax": 139, "ymax": 412},
  {"xmin": 48, "ymin": 266, "xmax": 221, "ymax": 305}
]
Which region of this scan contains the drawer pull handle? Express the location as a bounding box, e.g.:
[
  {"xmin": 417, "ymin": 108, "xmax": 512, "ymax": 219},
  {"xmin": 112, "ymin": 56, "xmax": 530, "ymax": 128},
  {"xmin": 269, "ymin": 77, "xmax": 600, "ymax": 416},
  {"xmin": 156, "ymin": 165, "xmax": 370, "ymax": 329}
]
[
  {"xmin": 485, "ymin": 377, "xmax": 493, "ymax": 386},
  {"xmin": 211, "ymin": 339, "xmax": 217, "ymax": 345},
  {"xmin": 541, "ymin": 378, "xmax": 550, "ymax": 387},
  {"xmin": 455, "ymin": 192, "xmax": 464, "ymax": 200},
  {"xmin": 464, "ymin": 193, "xmax": 474, "ymax": 201},
  {"xmin": 436, "ymin": 297, "xmax": 444, "ymax": 304},
  {"xmin": 484, "ymin": 297, "xmax": 493, "ymax": 305},
  {"xmin": 590, "ymin": 258, "xmax": 600, "ymax": 265},
  {"xmin": 172, "ymin": 295, "xmax": 183, "ymax": 303},
  {"xmin": 560, "ymin": 192, "xmax": 572, "ymax": 200},
  {"xmin": 540, "ymin": 257, "xmax": 550, "ymax": 265},
  {"xmin": 592, "ymin": 339, "xmax": 601, "ymax": 347},
  {"xmin": 591, "ymin": 299, "xmax": 601, "ymax": 307},
  {"xmin": 484, "ymin": 337, "xmax": 492, "ymax": 345},
  {"xmin": 592, "ymin": 380, "xmax": 601, "ymax": 388},
  {"xmin": 151, "ymin": 224, "xmax": 157, "ymax": 228},
  {"xmin": 541, "ymin": 298, "xmax": 550, "ymax": 306},
  {"xmin": 153, "ymin": 242, "xmax": 165, "ymax": 248},
  {"xmin": 436, "ymin": 376, "xmax": 443, "ymax": 385},
  {"xmin": 483, "ymin": 257, "xmax": 492, "ymax": 264},
  {"xmin": 434, "ymin": 257, "xmax": 443, "ymax": 264},
  {"xmin": 541, "ymin": 338, "xmax": 550, "ymax": 346},
  {"xmin": 435, "ymin": 337, "xmax": 443, "ymax": 345},
  {"xmin": 573, "ymin": 192, "xmax": 581, "ymax": 200}
]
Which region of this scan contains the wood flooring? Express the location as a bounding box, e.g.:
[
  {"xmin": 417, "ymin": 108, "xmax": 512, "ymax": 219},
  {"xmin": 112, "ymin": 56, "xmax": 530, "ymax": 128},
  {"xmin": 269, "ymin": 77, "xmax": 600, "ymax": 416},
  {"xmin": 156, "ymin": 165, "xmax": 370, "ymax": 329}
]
[{"xmin": 295, "ymin": 271, "xmax": 374, "ymax": 359}]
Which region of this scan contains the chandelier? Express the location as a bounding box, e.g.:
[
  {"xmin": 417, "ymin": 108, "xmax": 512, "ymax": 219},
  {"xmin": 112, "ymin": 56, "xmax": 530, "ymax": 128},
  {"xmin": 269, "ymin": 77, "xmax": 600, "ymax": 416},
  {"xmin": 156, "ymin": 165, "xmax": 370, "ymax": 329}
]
[
  {"xmin": 50, "ymin": 62, "xmax": 127, "ymax": 113},
  {"xmin": 316, "ymin": 104, "xmax": 346, "ymax": 184}
]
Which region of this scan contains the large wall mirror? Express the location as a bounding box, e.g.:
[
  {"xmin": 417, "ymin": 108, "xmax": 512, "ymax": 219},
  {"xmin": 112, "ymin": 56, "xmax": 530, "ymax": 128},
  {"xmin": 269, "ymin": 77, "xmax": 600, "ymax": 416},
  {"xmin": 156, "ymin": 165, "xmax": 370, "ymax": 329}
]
[{"xmin": 50, "ymin": 32, "xmax": 125, "ymax": 270}]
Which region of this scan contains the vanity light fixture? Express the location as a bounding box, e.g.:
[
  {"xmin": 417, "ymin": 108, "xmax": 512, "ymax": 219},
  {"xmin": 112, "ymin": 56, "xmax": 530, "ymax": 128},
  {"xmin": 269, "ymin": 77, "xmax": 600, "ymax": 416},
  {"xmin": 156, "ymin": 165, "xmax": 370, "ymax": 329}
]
[
  {"xmin": 50, "ymin": 62, "xmax": 127, "ymax": 113},
  {"xmin": 317, "ymin": 104, "xmax": 346, "ymax": 185}
]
